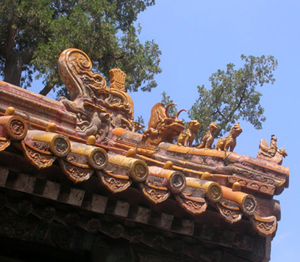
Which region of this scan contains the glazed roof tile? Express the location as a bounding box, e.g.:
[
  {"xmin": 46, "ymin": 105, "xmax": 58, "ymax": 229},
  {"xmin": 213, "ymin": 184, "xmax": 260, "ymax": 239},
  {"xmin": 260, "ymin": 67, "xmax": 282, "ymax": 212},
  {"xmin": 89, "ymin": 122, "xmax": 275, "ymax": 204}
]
[{"xmin": 0, "ymin": 49, "xmax": 290, "ymax": 260}]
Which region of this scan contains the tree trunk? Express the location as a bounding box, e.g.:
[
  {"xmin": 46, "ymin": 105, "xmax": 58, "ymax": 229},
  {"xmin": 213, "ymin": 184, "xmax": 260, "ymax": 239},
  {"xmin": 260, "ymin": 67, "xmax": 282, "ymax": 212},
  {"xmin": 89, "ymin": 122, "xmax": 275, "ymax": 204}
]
[
  {"xmin": 3, "ymin": 21, "xmax": 23, "ymax": 87},
  {"xmin": 4, "ymin": 53, "xmax": 23, "ymax": 87},
  {"xmin": 39, "ymin": 83, "xmax": 54, "ymax": 96}
]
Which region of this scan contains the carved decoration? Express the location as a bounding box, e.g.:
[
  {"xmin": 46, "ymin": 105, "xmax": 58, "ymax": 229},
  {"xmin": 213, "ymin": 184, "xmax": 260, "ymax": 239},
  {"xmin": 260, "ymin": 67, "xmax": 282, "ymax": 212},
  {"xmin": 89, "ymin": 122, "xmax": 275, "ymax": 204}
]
[
  {"xmin": 216, "ymin": 203, "xmax": 242, "ymax": 223},
  {"xmin": 97, "ymin": 155, "xmax": 148, "ymax": 193},
  {"xmin": 58, "ymin": 48, "xmax": 134, "ymax": 142},
  {"xmin": 22, "ymin": 141, "xmax": 56, "ymax": 169},
  {"xmin": 229, "ymin": 164, "xmax": 283, "ymax": 188},
  {"xmin": 140, "ymin": 173, "xmax": 171, "ymax": 204},
  {"xmin": 109, "ymin": 68, "xmax": 127, "ymax": 92},
  {"xmin": 228, "ymin": 175, "xmax": 275, "ymax": 196},
  {"xmin": 25, "ymin": 130, "xmax": 71, "ymax": 158},
  {"xmin": 0, "ymin": 47, "xmax": 291, "ymax": 247},
  {"xmin": 221, "ymin": 185, "xmax": 257, "ymax": 216},
  {"xmin": 97, "ymin": 170, "xmax": 131, "ymax": 193},
  {"xmin": 198, "ymin": 122, "xmax": 218, "ymax": 149},
  {"xmin": 146, "ymin": 166, "xmax": 186, "ymax": 195},
  {"xmin": 142, "ymin": 186, "xmax": 170, "ymax": 204},
  {"xmin": 50, "ymin": 223, "xmax": 72, "ymax": 248},
  {"xmin": 142, "ymin": 103, "xmax": 185, "ymax": 147},
  {"xmin": 216, "ymin": 122, "xmax": 242, "ymax": 152},
  {"xmin": 242, "ymin": 196, "xmax": 257, "ymax": 215},
  {"xmin": 66, "ymin": 142, "xmax": 108, "ymax": 170},
  {"xmin": 7, "ymin": 118, "xmax": 27, "ymax": 140},
  {"xmin": 106, "ymin": 154, "xmax": 148, "ymax": 183},
  {"xmin": 59, "ymin": 159, "xmax": 94, "ymax": 183},
  {"xmin": 185, "ymin": 177, "xmax": 223, "ymax": 203},
  {"xmin": 176, "ymin": 185, "xmax": 208, "ymax": 215},
  {"xmin": 0, "ymin": 115, "xmax": 28, "ymax": 140},
  {"xmin": 177, "ymin": 120, "xmax": 200, "ymax": 147},
  {"xmin": 176, "ymin": 195, "xmax": 207, "ymax": 215},
  {"xmin": 250, "ymin": 215, "xmax": 277, "ymax": 236},
  {"xmin": 257, "ymin": 135, "xmax": 287, "ymax": 165}
]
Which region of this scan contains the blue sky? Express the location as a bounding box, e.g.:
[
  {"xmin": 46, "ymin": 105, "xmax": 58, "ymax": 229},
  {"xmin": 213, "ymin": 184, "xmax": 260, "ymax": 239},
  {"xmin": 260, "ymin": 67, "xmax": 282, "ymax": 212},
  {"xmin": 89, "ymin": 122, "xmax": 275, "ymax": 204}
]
[{"xmin": 30, "ymin": 1, "xmax": 298, "ymax": 260}]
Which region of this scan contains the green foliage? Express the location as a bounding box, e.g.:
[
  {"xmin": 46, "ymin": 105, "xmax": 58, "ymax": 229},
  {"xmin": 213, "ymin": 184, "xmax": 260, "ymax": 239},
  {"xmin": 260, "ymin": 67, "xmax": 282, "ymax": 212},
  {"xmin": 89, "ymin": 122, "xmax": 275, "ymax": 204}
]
[
  {"xmin": 188, "ymin": 55, "xmax": 278, "ymax": 142},
  {"xmin": 135, "ymin": 115, "xmax": 145, "ymax": 134},
  {"xmin": 161, "ymin": 91, "xmax": 177, "ymax": 116},
  {"xmin": 0, "ymin": 0, "xmax": 161, "ymax": 95}
]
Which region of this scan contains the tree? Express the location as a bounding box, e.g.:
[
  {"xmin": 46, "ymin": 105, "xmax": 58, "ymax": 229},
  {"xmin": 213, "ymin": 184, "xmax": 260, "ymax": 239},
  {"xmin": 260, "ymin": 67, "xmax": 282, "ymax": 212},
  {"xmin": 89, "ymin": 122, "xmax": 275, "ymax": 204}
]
[
  {"xmin": 135, "ymin": 115, "xmax": 145, "ymax": 134},
  {"xmin": 188, "ymin": 55, "xmax": 277, "ymax": 143},
  {"xmin": 0, "ymin": 0, "xmax": 161, "ymax": 96},
  {"xmin": 161, "ymin": 91, "xmax": 177, "ymax": 116}
]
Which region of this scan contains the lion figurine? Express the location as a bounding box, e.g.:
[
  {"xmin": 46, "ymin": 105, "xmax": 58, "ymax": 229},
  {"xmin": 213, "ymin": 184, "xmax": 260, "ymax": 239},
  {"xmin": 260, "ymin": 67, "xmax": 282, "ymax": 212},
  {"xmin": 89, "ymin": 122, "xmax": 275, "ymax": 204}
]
[
  {"xmin": 197, "ymin": 122, "xmax": 218, "ymax": 149},
  {"xmin": 216, "ymin": 122, "xmax": 242, "ymax": 152},
  {"xmin": 177, "ymin": 120, "xmax": 200, "ymax": 147}
]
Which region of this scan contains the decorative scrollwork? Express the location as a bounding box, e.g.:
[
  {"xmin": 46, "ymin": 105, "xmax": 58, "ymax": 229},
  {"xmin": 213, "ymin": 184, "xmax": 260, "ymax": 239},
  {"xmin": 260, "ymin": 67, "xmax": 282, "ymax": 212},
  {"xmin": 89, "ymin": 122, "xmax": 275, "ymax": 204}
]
[
  {"xmin": 181, "ymin": 199, "xmax": 207, "ymax": 214},
  {"xmin": 217, "ymin": 204, "xmax": 242, "ymax": 223},
  {"xmin": 98, "ymin": 171, "xmax": 131, "ymax": 193},
  {"xmin": 250, "ymin": 215, "xmax": 277, "ymax": 236},
  {"xmin": 22, "ymin": 142, "xmax": 56, "ymax": 169},
  {"xmin": 59, "ymin": 159, "xmax": 94, "ymax": 183},
  {"xmin": 5, "ymin": 116, "xmax": 28, "ymax": 140},
  {"xmin": 53, "ymin": 137, "xmax": 70, "ymax": 156},
  {"xmin": 10, "ymin": 119, "xmax": 25, "ymax": 136},
  {"xmin": 133, "ymin": 163, "xmax": 148, "ymax": 181},
  {"xmin": 33, "ymin": 141, "xmax": 50, "ymax": 151},
  {"xmin": 176, "ymin": 195, "xmax": 207, "ymax": 215},
  {"xmin": 58, "ymin": 48, "xmax": 135, "ymax": 141},
  {"xmin": 242, "ymin": 196, "xmax": 257, "ymax": 215},
  {"xmin": 91, "ymin": 150, "xmax": 107, "ymax": 168},
  {"xmin": 142, "ymin": 186, "xmax": 170, "ymax": 204}
]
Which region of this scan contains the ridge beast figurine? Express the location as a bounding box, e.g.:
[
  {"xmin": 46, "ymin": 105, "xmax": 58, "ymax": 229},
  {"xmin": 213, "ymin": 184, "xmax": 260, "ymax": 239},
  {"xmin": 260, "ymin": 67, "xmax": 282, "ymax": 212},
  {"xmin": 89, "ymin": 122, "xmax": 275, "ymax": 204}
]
[
  {"xmin": 216, "ymin": 122, "xmax": 242, "ymax": 152},
  {"xmin": 197, "ymin": 122, "xmax": 218, "ymax": 149},
  {"xmin": 142, "ymin": 103, "xmax": 185, "ymax": 147},
  {"xmin": 177, "ymin": 120, "xmax": 200, "ymax": 147},
  {"xmin": 257, "ymin": 134, "xmax": 288, "ymax": 165},
  {"xmin": 0, "ymin": 48, "xmax": 290, "ymax": 262}
]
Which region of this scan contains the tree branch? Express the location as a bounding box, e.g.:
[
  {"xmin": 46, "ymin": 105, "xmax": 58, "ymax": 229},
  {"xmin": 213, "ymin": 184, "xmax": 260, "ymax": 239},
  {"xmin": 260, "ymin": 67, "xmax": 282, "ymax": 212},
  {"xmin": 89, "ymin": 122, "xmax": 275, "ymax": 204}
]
[
  {"xmin": 39, "ymin": 83, "xmax": 54, "ymax": 96},
  {"xmin": 228, "ymin": 83, "xmax": 247, "ymax": 121}
]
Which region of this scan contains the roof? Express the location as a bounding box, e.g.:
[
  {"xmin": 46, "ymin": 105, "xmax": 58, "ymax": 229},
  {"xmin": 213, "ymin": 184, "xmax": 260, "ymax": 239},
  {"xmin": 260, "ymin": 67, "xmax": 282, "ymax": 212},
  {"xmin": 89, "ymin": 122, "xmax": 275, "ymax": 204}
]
[{"xmin": 0, "ymin": 48, "xmax": 289, "ymax": 262}]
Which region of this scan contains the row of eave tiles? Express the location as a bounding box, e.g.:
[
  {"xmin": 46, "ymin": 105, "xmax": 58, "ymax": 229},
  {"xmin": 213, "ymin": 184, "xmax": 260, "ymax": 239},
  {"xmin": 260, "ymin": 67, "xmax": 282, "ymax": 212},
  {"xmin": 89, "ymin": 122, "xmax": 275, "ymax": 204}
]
[{"xmin": 0, "ymin": 114, "xmax": 278, "ymax": 238}]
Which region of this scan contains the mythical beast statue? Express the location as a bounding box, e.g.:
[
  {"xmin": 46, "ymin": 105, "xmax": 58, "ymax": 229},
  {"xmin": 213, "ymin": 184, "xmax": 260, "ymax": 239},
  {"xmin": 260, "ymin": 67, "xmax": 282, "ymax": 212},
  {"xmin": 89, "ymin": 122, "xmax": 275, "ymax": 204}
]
[
  {"xmin": 177, "ymin": 120, "xmax": 200, "ymax": 147},
  {"xmin": 216, "ymin": 122, "xmax": 242, "ymax": 152},
  {"xmin": 57, "ymin": 49, "xmax": 135, "ymax": 142},
  {"xmin": 198, "ymin": 122, "xmax": 218, "ymax": 149},
  {"xmin": 142, "ymin": 103, "xmax": 185, "ymax": 147}
]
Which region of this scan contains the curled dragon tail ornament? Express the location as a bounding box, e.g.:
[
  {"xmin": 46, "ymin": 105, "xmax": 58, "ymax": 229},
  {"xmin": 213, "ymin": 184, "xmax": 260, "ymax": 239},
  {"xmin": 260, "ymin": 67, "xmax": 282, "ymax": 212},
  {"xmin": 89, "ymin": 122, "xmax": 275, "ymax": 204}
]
[{"xmin": 57, "ymin": 48, "xmax": 134, "ymax": 142}]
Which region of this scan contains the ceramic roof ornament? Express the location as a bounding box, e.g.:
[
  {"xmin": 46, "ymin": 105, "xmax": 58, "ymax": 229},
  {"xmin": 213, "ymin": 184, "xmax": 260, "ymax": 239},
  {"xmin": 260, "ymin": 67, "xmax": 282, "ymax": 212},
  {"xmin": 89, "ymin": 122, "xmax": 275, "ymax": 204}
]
[
  {"xmin": 257, "ymin": 134, "xmax": 288, "ymax": 165},
  {"xmin": 0, "ymin": 48, "xmax": 290, "ymax": 262}
]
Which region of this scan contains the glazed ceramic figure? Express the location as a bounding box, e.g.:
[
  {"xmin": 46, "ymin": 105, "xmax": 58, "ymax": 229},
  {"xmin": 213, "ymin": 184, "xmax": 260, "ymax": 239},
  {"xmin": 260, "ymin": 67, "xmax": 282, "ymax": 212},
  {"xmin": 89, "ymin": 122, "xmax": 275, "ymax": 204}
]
[
  {"xmin": 216, "ymin": 122, "xmax": 242, "ymax": 152},
  {"xmin": 142, "ymin": 103, "xmax": 185, "ymax": 147},
  {"xmin": 257, "ymin": 135, "xmax": 288, "ymax": 165},
  {"xmin": 177, "ymin": 120, "xmax": 200, "ymax": 147},
  {"xmin": 197, "ymin": 122, "xmax": 218, "ymax": 149}
]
